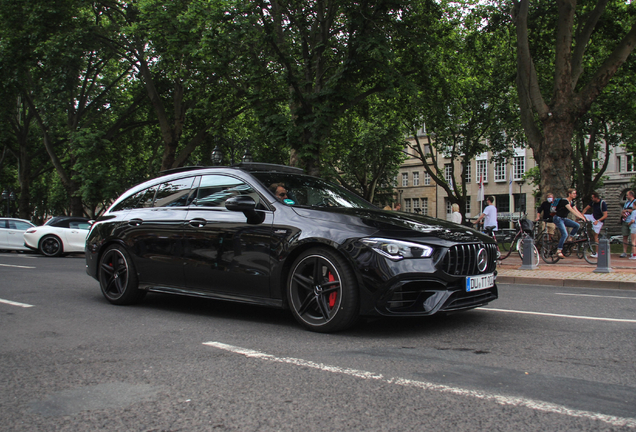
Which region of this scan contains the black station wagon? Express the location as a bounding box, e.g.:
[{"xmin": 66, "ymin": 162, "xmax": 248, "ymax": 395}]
[{"xmin": 85, "ymin": 163, "xmax": 498, "ymax": 332}]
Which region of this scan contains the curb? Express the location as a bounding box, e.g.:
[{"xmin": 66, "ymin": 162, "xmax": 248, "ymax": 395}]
[{"xmin": 496, "ymin": 275, "xmax": 636, "ymax": 290}]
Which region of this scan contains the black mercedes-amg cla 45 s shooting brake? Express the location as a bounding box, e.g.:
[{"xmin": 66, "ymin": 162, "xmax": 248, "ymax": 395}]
[{"xmin": 86, "ymin": 163, "xmax": 498, "ymax": 332}]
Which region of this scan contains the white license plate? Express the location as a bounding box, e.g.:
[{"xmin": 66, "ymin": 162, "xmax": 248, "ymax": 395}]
[{"xmin": 466, "ymin": 273, "xmax": 495, "ymax": 292}]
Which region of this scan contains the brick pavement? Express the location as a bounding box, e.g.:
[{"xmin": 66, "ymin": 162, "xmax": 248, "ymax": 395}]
[{"xmin": 496, "ymin": 253, "xmax": 636, "ymax": 290}]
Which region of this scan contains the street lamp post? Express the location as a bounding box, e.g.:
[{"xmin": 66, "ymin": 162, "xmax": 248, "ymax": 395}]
[{"xmin": 211, "ymin": 145, "xmax": 224, "ymax": 166}]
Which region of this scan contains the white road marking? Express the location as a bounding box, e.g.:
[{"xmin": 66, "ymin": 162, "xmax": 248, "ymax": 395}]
[
  {"xmin": 478, "ymin": 307, "xmax": 636, "ymax": 323},
  {"xmin": 203, "ymin": 342, "xmax": 636, "ymax": 428},
  {"xmin": 0, "ymin": 298, "xmax": 34, "ymax": 308},
  {"xmin": 556, "ymin": 292, "xmax": 636, "ymax": 300},
  {"xmin": 0, "ymin": 263, "xmax": 36, "ymax": 269}
]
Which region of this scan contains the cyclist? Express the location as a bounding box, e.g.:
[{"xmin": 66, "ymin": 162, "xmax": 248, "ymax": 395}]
[
  {"xmin": 536, "ymin": 192, "xmax": 556, "ymax": 240},
  {"xmin": 553, "ymin": 188, "xmax": 586, "ymax": 259}
]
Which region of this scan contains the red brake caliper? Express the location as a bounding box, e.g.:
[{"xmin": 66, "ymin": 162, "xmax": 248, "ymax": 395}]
[{"xmin": 328, "ymin": 272, "xmax": 337, "ymax": 308}]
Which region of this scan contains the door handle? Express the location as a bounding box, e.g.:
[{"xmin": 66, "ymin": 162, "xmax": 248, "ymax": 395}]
[
  {"xmin": 128, "ymin": 218, "xmax": 143, "ymax": 227},
  {"xmin": 189, "ymin": 218, "xmax": 207, "ymax": 228}
]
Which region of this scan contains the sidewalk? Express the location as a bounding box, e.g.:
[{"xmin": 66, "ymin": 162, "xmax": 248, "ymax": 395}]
[{"xmin": 496, "ymin": 253, "xmax": 636, "ymax": 290}]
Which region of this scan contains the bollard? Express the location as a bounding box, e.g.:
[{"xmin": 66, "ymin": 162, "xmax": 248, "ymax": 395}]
[
  {"xmin": 593, "ymin": 237, "xmax": 612, "ymax": 273},
  {"xmin": 519, "ymin": 237, "xmax": 538, "ymax": 270}
]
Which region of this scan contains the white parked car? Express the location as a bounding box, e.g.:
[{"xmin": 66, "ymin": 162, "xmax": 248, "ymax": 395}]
[
  {"xmin": 24, "ymin": 216, "xmax": 92, "ymax": 257},
  {"xmin": 0, "ymin": 218, "xmax": 36, "ymax": 252}
]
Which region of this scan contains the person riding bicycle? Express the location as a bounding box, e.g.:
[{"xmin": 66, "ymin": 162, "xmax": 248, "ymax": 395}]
[
  {"xmin": 475, "ymin": 196, "xmax": 498, "ymax": 232},
  {"xmin": 536, "ymin": 192, "xmax": 556, "ymax": 239},
  {"xmin": 553, "ymin": 188, "xmax": 586, "ymax": 259}
]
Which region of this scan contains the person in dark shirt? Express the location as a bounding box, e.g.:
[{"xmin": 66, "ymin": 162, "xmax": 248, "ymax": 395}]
[
  {"xmin": 553, "ymin": 188, "xmax": 586, "ymax": 258},
  {"xmin": 581, "ymin": 192, "xmax": 608, "ymax": 245},
  {"xmin": 535, "ymin": 192, "xmax": 556, "ymax": 239}
]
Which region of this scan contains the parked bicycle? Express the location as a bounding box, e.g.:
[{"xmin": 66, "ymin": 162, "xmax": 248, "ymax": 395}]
[
  {"xmin": 482, "ymin": 215, "xmax": 538, "ymax": 263},
  {"xmin": 536, "ymin": 219, "xmax": 598, "ymax": 265}
]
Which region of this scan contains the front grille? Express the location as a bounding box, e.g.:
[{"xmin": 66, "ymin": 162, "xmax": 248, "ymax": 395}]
[
  {"xmin": 441, "ymin": 288, "xmax": 498, "ymax": 312},
  {"xmin": 441, "ymin": 243, "xmax": 497, "ymax": 276}
]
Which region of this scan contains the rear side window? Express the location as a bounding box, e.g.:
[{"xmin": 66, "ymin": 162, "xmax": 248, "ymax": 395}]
[
  {"xmin": 193, "ymin": 175, "xmax": 257, "ymax": 208},
  {"xmin": 14, "ymin": 221, "xmax": 33, "ymax": 230},
  {"xmin": 154, "ymin": 177, "xmax": 195, "ymax": 207}
]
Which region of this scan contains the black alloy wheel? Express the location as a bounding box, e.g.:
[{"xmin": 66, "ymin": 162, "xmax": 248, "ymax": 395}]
[
  {"xmin": 99, "ymin": 245, "xmax": 146, "ymax": 305},
  {"xmin": 39, "ymin": 235, "xmax": 63, "ymax": 257},
  {"xmin": 288, "ymin": 248, "xmax": 359, "ymax": 333}
]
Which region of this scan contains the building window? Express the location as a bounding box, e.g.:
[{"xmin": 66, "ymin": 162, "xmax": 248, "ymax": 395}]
[
  {"xmin": 413, "ymin": 172, "xmax": 420, "ymax": 186},
  {"xmin": 413, "ymin": 198, "xmax": 420, "ymax": 213},
  {"xmin": 402, "ymin": 173, "xmax": 408, "ymax": 187},
  {"xmin": 445, "ymin": 163, "xmax": 453, "ymax": 189},
  {"xmin": 627, "ymin": 155, "xmax": 635, "ymax": 172},
  {"xmin": 393, "ymin": 175, "xmax": 398, "ymax": 187},
  {"xmin": 446, "ymin": 199, "xmax": 452, "ymax": 215},
  {"xmin": 424, "ymin": 172, "xmax": 431, "ymax": 185},
  {"xmin": 404, "ymin": 198, "xmax": 411, "ymax": 212},
  {"xmin": 476, "ymin": 160, "xmax": 488, "ymax": 183},
  {"xmin": 421, "ymin": 198, "xmax": 428, "ymax": 215},
  {"xmin": 494, "ymin": 162, "xmax": 506, "ymax": 181},
  {"xmin": 513, "ymin": 156, "xmax": 525, "ymax": 180},
  {"xmin": 465, "ymin": 196, "xmax": 471, "ymax": 216},
  {"xmin": 464, "ymin": 162, "xmax": 472, "ymax": 183}
]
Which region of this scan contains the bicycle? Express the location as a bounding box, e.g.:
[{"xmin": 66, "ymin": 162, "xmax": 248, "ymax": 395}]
[
  {"xmin": 482, "ymin": 215, "xmax": 539, "ymax": 263},
  {"xmin": 537, "ymin": 219, "xmax": 598, "ymax": 264}
]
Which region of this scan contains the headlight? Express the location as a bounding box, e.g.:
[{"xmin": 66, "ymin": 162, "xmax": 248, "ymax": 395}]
[{"xmin": 360, "ymin": 238, "xmax": 433, "ymax": 261}]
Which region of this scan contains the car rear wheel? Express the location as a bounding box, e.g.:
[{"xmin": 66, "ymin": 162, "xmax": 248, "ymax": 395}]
[
  {"xmin": 288, "ymin": 248, "xmax": 359, "ymax": 333},
  {"xmin": 99, "ymin": 245, "xmax": 146, "ymax": 305},
  {"xmin": 39, "ymin": 235, "xmax": 63, "ymax": 257}
]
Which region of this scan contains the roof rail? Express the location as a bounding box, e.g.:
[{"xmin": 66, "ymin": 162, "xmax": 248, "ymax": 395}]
[{"xmin": 232, "ymin": 162, "xmax": 304, "ymax": 174}]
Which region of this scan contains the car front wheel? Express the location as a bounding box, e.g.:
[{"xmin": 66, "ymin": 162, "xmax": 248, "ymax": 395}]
[
  {"xmin": 99, "ymin": 245, "xmax": 146, "ymax": 305},
  {"xmin": 39, "ymin": 235, "xmax": 63, "ymax": 257},
  {"xmin": 287, "ymin": 248, "xmax": 359, "ymax": 333}
]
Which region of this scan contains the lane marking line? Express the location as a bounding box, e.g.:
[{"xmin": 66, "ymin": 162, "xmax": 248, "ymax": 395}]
[
  {"xmin": 0, "ymin": 263, "xmax": 36, "ymax": 269},
  {"xmin": 203, "ymin": 341, "xmax": 636, "ymax": 428},
  {"xmin": 478, "ymin": 307, "xmax": 636, "ymax": 323},
  {"xmin": 0, "ymin": 298, "xmax": 34, "ymax": 308},
  {"xmin": 555, "ymin": 292, "xmax": 636, "ymax": 300}
]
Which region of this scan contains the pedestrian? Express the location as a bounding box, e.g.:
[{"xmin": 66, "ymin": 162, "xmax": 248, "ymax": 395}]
[
  {"xmin": 553, "ymin": 188, "xmax": 586, "ymax": 259},
  {"xmin": 450, "ymin": 203, "xmax": 462, "ymax": 224},
  {"xmin": 475, "ymin": 196, "xmax": 498, "ymax": 231},
  {"xmin": 535, "ymin": 192, "xmax": 556, "ymax": 239},
  {"xmin": 619, "ymin": 190, "xmax": 635, "ymax": 258},
  {"xmin": 395, "ymin": 203, "xmax": 401, "ymax": 211},
  {"xmin": 581, "ymin": 192, "xmax": 608, "ymax": 244},
  {"xmin": 626, "ymin": 201, "xmax": 636, "ymax": 260}
]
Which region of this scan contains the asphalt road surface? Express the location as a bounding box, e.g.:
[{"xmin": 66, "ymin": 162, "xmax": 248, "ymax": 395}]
[{"xmin": 1, "ymin": 252, "xmax": 635, "ymax": 431}]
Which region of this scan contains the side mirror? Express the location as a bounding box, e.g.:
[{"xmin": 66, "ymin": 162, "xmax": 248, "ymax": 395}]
[
  {"xmin": 225, "ymin": 196, "xmax": 256, "ymax": 212},
  {"xmin": 226, "ymin": 196, "xmax": 265, "ymax": 224}
]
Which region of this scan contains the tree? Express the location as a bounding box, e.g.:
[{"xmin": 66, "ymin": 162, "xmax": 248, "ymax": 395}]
[
  {"xmin": 323, "ymin": 96, "xmax": 407, "ymax": 204},
  {"xmin": 402, "ymin": 1, "xmax": 520, "ymax": 215},
  {"xmin": 512, "ymin": 0, "xmax": 636, "ymax": 197}
]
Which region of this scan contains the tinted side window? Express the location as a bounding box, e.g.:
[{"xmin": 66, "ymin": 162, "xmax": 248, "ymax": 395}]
[
  {"xmin": 14, "ymin": 221, "xmax": 32, "ymax": 230},
  {"xmin": 154, "ymin": 177, "xmax": 195, "ymax": 207},
  {"xmin": 112, "ymin": 186, "xmax": 157, "ymax": 212},
  {"xmin": 194, "ymin": 175, "xmax": 257, "ymax": 208},
  {"xmin": 0, "ymin": 220, "xmax": 7, "ymax": 229}
]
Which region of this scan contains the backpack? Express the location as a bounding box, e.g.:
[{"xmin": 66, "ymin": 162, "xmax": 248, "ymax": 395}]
[{"xmin": 549, "ymin": 198, "xmax": 561, "ymax": 216}]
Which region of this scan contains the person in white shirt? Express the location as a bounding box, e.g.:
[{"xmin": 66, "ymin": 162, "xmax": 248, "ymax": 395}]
[
  {"xmin": 450, "ymin": 203, "xmax": 462, "ymax": 224},
  {"xmin": 475, "ymin": 196, "xmax": 498, "ymax": 231}
]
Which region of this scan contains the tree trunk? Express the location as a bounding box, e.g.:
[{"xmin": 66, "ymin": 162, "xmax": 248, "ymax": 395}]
[{"xmin": 536, "ymin": 117, "xmax": 575, "ymax": 198}]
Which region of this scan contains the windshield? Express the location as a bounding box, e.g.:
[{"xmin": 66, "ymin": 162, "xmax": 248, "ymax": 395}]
[{"xmin": 251, "ymin": 172, "xmax": 375, "ymax": 209}]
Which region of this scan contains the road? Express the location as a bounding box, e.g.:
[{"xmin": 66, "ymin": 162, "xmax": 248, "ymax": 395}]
[{"xmin": 1, "ymin": 252, "xmax": 635, "ymax": 431}]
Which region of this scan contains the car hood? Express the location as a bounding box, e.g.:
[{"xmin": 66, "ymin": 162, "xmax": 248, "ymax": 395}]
[{"xmin": 291, "ymin": 207, "xmax": 491, "ymax": 244}]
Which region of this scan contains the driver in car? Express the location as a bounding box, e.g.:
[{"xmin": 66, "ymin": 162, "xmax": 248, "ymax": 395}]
[{"xmin": 269, "ymin": 183, "xmax": 288, "ymax": 202}]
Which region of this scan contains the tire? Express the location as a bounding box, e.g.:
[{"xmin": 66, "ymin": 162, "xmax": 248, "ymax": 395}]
[
  {"xmin": 539, "ymin": 235, "xmax": 560, "ymax": 264},
  {"xmin": 39, "ymin": 235, "xmax": 63, "ymax": 257},
  {"xmin": 287, "ymin": 248, "xmax": 359, "ymax": 333},
  {"xmin": 99, "ymin": 245, "xmax": 146, "ymax": 305},
  {"xmin": 583, "ymin": 242, "xmax": 599, "ymax": 265}
]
